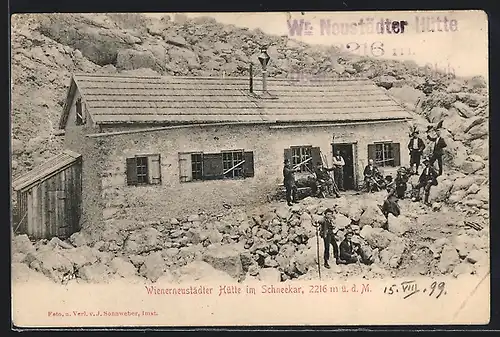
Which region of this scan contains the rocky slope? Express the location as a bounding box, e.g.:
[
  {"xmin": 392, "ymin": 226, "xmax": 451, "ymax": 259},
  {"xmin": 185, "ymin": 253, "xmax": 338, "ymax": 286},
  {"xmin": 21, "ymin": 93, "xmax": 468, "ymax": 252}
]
[
  {"xmin": 12, "ymin": 191, "xmax": 489, "ymax": 285},
  {"xmin": 11, "ymin": 13, "xmax": 489, "ymax": 284},
  {"xmin": 11, "ymin": 13, "xmax": 488, "ymax": 178}
]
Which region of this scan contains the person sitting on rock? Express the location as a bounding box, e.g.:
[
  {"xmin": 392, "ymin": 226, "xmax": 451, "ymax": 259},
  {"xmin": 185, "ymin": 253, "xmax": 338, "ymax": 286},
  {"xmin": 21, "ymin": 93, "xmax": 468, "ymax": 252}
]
[
  {"xmin": 363, "ymin": 159, "xmax": 381, "ymax": 192},
  {"xmin": 385, "ymin": 175, "xmax": 395, "ymax": 194},
  {"xmin": 314, "ymin": 162, "xmax": 339, "ymax": 198},
  {"xmin": 382, "ymin": 189, "xmax": 401, "ymax": 219},
  {"xmin": 412, "ymin": 157, "xmax": 438, "ymax": 206},
  {"xmin": 317, "ymin": 208, "xmax": 340, "ymax": 269},
  {"xmin": 339, "ymin": 231, "xmax": 374, "ymax": 265},
  {"xmin": 395, "ymin": 167, "xmax": 410, "ymax": 199}
]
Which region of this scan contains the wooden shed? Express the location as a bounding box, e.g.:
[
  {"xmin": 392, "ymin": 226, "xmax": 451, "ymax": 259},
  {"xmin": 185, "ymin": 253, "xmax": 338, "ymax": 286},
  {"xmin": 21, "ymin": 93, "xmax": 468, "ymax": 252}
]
[{"xmin": 12, "ymin": 150, "xmax": 82, "ymax": 240}]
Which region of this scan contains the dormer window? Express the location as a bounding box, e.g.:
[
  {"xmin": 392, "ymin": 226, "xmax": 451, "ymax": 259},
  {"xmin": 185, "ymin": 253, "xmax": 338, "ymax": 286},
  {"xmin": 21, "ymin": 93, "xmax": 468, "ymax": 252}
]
[{"xmin": 75, "ymin": 98, "xmax": 84, "ymax": 126}]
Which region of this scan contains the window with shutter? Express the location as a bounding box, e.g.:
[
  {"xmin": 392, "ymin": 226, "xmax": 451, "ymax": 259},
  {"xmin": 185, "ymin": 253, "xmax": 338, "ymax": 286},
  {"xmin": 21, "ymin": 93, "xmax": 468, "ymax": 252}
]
[
  {"xmin": 371, "ymin": 142, "xmax": 397, "ymax": 167},
  {"xmin": 202, "ymin": 153, "xmax": 224, "ymax": 180},
  {"xmin": 126, "ymin": 154, "xmax": 162, "ymax": 186},
  {"xmin": 75, "ymin": 98, "xmax": 84, "ymax": 126},
  {"xmin": 179, "ymin": 153, "xmax": 193, "ymax": 182},
  {"xmin": 147, "ymin": 154, "xmax": 161, "ymax": 185},
  {"xmin": 392, "ymin": 143, "xmax": 401, "ymax": 166},
  {"xmin": 222, "ymin": 150, "xmax": 244, "ymax": 179},
  {"xmin": 126, "ymin": 157, "xmax": 138, "ymax": 186},
  {"xmin": 283, "ymin": 148, "xmax": 292, "ymax": 164},
  {"xmin": 243, "ymin": 151, "xmax": 255, "ymax": 177},
  {"xmin": 311, "ymin": 147, "xmax": 321, "ymax": 167},
  {"xmin": 290, "ymin": 146, "xmax": 313, "ymax": 172}
]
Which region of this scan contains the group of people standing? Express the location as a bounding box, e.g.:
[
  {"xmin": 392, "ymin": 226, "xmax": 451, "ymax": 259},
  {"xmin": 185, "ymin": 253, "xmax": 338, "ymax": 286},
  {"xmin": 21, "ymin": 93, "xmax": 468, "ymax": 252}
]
[{"xmin": 407, "ymin": 127, "xmax": 447, "ymax": 205}]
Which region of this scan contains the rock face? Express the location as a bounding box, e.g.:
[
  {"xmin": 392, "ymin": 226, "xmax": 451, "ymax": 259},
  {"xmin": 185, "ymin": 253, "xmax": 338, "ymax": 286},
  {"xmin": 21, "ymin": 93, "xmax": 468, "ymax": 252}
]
[
  {"xmin": 359, "ymin": 204, "xmax": 387, "ymax": 229},
  {"xmin": 438, "ymin": 245, "xmax": 460, "ymax": 274},
  {"xmin": 202, "ymin": 244, "xmax": 244, "ymax": 280}
]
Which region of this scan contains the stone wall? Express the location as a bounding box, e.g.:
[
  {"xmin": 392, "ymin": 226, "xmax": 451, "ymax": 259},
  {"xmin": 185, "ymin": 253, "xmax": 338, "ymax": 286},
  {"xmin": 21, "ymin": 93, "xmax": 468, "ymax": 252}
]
[
  {"xmin": 63, "ymin": 89, "xmax": 104, "ymax": 240},
  {"xmin": 95, "ymin": 120, "xmax": 409, "ymax": 222}
]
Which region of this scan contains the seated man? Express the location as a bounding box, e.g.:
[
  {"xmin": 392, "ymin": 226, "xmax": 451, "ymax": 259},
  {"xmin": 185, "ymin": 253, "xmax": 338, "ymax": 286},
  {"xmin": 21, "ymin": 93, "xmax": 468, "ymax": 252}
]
[
  {"xmin": 382, "ymin": 190, "xmax": 401, "ymax": 219},
  {"xmin": 385, "ymin": 175, "xmax": 395, "ymax": 194},
  {"xmin": 339, "ymin": 231, "xmax": 374, "ymax": 265},
  {"xmin": 395, "ymin": 167, "xmax": 410, "ymax": 199},
  {"xmin": 363, "ymin": 159, "xmax": 380, "ymax": 193},
  {"xmin": 412, "ymin": 157, "xmax": 438, "ymax": 205},
  {"xmin": 314, "ymin": 162, "xmax": 339, "ymax": 198}
]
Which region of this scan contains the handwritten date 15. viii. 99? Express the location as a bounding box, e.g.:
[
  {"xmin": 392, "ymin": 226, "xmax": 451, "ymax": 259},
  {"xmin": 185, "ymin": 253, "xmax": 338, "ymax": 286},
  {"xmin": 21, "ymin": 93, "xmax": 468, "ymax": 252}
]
[{"xmin": 384, "ymin": 280, "xmax": 447, "ymax": 300}]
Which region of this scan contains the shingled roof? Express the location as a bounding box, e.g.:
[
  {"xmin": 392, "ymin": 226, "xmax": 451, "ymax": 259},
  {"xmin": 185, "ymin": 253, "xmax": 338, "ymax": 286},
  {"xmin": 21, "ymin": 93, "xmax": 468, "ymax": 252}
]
[
  {"xmin": 59, "ymin": 73, "xmax": 412, "ymax": 128},
  {"xmin": 12, "ymin": 150, "xmax": 82, "ymax": 192}
]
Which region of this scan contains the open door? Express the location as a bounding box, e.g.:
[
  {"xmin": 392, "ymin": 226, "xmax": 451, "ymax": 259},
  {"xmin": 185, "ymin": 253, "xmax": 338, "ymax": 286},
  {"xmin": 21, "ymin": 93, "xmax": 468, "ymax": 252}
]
[{"xmin": 332, "ymin": 143, "xmax": 355, "ymax": 190}]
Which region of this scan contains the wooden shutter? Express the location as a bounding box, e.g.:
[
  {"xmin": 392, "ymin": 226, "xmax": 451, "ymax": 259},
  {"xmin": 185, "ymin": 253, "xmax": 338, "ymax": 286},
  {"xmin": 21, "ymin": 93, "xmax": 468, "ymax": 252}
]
[
  {"xmin": 283, "ymin": 148, "xmax": 292, "ymax": 163},
  {"xmin": 367, "ymin": 144, "xmax": 376, "ymax": 162},
  {"xmin": 148, "ymin": 154, "xmax": 161, "ymax": 185},
  {"xmin": 126, "ymin": 157, "xmax": 138, "ymax": 186},
  {"xmin": 243, "ymin": 151, "xmax": 255, "ymax": 177},
  {"xmin": 311, "ymin": 146, "xmax": 322, "ymax": 166},
  {"xmin": 392, "ymin": 143, "xmax": 401, "ymax": 166},
  {"xmin": 202, "ymin": 153, "xmax": 223, "ymax": 180},
  {"xmin": 178, "ymin": 153, "xmax": 192, "ymax": 182}
]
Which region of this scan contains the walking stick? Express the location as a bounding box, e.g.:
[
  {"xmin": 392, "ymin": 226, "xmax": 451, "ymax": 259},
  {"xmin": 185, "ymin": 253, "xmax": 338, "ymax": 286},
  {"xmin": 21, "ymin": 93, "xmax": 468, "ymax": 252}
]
[{"xmin": 316, "ymin": 224, "xmax": 322, "ymax": 280}]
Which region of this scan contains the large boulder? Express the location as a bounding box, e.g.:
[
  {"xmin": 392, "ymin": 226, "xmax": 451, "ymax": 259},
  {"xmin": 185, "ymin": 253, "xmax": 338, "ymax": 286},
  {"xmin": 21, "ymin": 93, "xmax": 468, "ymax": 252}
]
[
  {"xmin": 61, "ymin": 246, "xmax": 99, "ymax": 269},
  {"xmin": 387, "ymin": 85, "xmax": 424, "ymax": 106},
  {"xmin": 258, "ymin": 268, "xmax": 281, "ymax": 283},
  {"xmin": 359, "ymin": 203, "xmax": 386, "ymax": 229},
  {"xmin": 139, "ymin": 251, "xmax": 165, "ymax": 282},
  {"xmin": 69, "ymin": 231, "xmax": 92, "ymax": 247},
  {"xmin": 293, "ymin": 246, "xmax": 317, "ymax": 275},
  {"xmin": 173, "ymin": 260, "xmax": 235, "ymax": 283},
  {"xmin": 452, "ymin": 176, "xmax": 476, "ymax": 193},
  {"xmin": 12, "ymin": 234, "xmax": 35, "ymax": 255},
  {"xmin": 387, "ymin": 214, "xmax": 410, "ymax": 236},
  {"xmin": 116, "ymin": 49, "xmax": 163, "ymax": 72},
  {"xmin": 123, "ymin": 227, "xmax": 162, "ymax": 255},
  {"xmin": 202, "ymin": 243, "xmax": 244, "ymax": 280},
  {"xmin": 453, "ymin": 101, "xmax": 475, "ymax": 118},
  {"xmin": 380, "ymin": 241, "xmax": 406, "ymax": 268},
  {"xmin": 25, "ymin": 249, "xmax": 74, "ymax": 283},
  {"xmin": 437, "ymin": 245, "xmax": 460, "ymax": 274},
  {"xmin": 469, "ymin": 139, "xmax": 489, "ymax": 160},
  {"xmin": 428, "ymin": 107, "xmax": 448, "ymax": 123},
  {"xmin": 78, "ymin": 263, "xmax": 114, "ymax": 283},
  {"xmin": 109, "ymin": 257, "xmax": 137, "ymax": 278},
  {"xmin": 360, "ymin": 226, "xmax": 394, "ymax": 250},
  {"xmin": 167, "ymin": 46, "xmax": 201, "ymax": 70},
  {"xmin": 12, "ymin": 262, "xmax": 52, "ymax": 284},
  {"xmin": 428, "ymin": 177, "xmax": 453, "ymax": 202},
  {"xmin": 376, "ymin": 75, "xmax": 397, "ymax": 89},
  {"xmin": 460, "ymin": 160, "xmax": 485, "ymax": 174},
  {"xmin": 12, "ymin": 139, "xmax": 24, "ymax": 155},
  {"xmin": 464, "ymin": 123, "xmax": 488, "ymax": 141},
  {"xmin": 39, "ymin": 17, "xmax": 137, "ymax": 65}
]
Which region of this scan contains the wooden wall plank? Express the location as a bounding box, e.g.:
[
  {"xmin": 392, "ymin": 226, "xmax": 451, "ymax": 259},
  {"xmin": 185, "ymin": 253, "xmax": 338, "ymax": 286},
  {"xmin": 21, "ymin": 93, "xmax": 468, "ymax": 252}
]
[{"xmin": 41, "ymin": 181, "xmax": 47, "ymax": 239}]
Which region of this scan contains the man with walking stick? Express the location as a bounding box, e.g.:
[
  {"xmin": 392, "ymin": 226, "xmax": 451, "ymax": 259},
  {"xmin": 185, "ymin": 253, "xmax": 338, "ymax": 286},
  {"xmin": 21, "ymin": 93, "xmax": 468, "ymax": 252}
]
[{"xmin": 316, "ymin": 207, "xmax": 340, "ymax": 269}]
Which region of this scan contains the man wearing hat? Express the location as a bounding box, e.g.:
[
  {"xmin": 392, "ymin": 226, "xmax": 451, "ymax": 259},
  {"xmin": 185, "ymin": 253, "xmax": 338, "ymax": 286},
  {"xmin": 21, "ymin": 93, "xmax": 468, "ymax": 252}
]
[
  {"xmin": 382, "ymin": 188, "xmax": 401, "ymax": 219},
  {"xmin": 412, "ymin": 157, "xmax": 438, "ymax": 205},
  {"xmin": 427, "ymin": 127, "xmax": 447, "ymax": 176},
  {"xmin": 317, "ymin": 207, "xmax": 340, "ymax": 268},
  {"xmin": 339, "ymin": 231, "xmax": 375, "ymax": 265},
  {"xmin": 314, "ymin": 162, "xmax": 339, "ymax": 198},
  {"xmin": 407, "ymin": 130, "xmax": 425, "ymax": 175},
  {"xmin": 283, "ymin": 159, "xmax": 299, "ymax": 206}
]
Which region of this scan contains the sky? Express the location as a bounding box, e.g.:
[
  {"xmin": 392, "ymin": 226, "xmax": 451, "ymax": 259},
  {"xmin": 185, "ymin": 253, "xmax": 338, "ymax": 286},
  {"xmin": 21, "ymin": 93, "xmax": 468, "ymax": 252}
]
[{"xmin": 148, "ymin": 11, "xmax": 488, "ymax": 79}]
